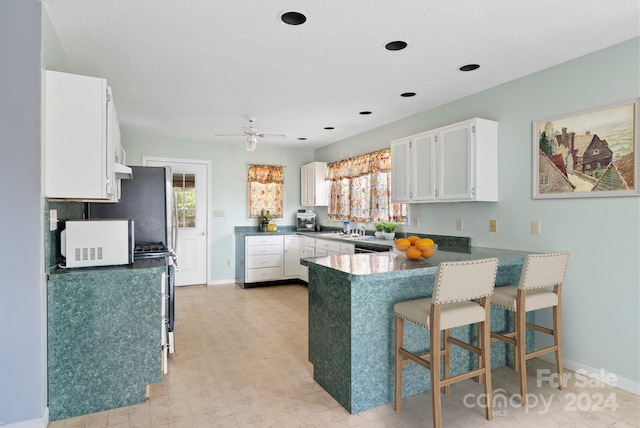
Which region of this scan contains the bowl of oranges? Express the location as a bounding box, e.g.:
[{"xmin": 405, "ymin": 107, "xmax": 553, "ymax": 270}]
[{"xmin": 394, "ymin": 236, "xmax": 437, "ymax": 260}]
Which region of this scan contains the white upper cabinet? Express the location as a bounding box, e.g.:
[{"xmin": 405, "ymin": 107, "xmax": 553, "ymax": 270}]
[
  {"xmin": 391, "ymin": 131, "xmax": 437, "ymax": 203},
  {"xmin": 300, "ymin": 162, "xmax": 328, "ymax": 206},
  {"xmin": 45, "ymin": 70, "xmax": 131, "ymax": 202},
  {"xmin": 391, "ymin": 118, "xmax": 498, "ymax": 203}
]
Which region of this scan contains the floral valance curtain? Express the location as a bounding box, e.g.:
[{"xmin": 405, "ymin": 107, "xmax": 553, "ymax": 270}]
[
  {"xmin": 326, "ymin": 149, "xmax": 397, "ymax": 222},
  {"xmin": 247, "ymin": 164, "xmax": 284, "ymax": 219},
  {"xmin": 325, "ymin": 149, "xmax": 391, "ymax": 181}
]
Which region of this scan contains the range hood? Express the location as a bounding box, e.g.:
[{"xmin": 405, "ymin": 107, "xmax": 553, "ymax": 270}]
[{"xmin": 115, "ymin": 163, "xmax": 133, "ymax": 179}]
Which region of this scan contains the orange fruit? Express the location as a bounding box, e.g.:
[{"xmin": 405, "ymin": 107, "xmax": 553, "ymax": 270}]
[
  {"xmin": 421, "ymin": 247, "xmax": 436, "ymax": 259},
  {"xmin": 405, "ymin": 247, "xmax": 423, "ymax": 260},
  {"xmin": 415, "ymin": 238, "xmax": 435, "ymax": 250},
  {"xmin": 407, "ymin": 235, "xmax": 420, "ymax": 245},
  {"xmin": 395, "ymin": 238, "xmax": 411, "ymax": 251}
]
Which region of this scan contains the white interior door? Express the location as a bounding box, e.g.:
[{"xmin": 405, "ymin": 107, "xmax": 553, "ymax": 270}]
[{"xmin": 145, "ymin": 158, "xmax": 208, "ymax": 286}]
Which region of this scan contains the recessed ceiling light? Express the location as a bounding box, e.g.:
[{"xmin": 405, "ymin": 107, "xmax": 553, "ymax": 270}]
[
  {"xmin": 324, "ymin": 127, "xmax": 335, "ymax": 130},
  {"xmin": 385, "ymin": 40, "xmax": 407, "ymax": 51},
  {"xmin": 297, "ymin": 137, "xmax": 307, "ymax": 141},
  {"xmin": 400, "ymin": 92, "xmax": 416, "ymax": 97},
  {"xmin": 459, "ymin": 64, "xmax": 480, "ymax": 72},
  {"xmin": 281, "ymin": 11, "xmax": 307, "ymax": 25},
  {"xmin": 359, "ymin": 111, "xmax": 372, "ymax": 115}
]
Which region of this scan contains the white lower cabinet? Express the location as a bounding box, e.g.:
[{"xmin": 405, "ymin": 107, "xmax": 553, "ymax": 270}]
[
  {"xmin": 245, "ymin": 234, "xmax": 356, "ymax": 285},
  {"xmin": 245, "ymin": 235, "xmax": 283, "ymax": 282},
  {"xmin": 300, "ymin": 237, "xmax": 316, "ymax": 282},
  {"xmin": 283, "ymin": 236, "xmax": 302, "ymax": 279},
  {"xmin": 340, "ymin": 243, "xmax": 355, "ymax": 255},
  {"xmin": 315, "ymin": 238, "xmax": 341, "ymax": 255},
  {"xmin": 315, "ymin": 239, "xmax": 355, "ymax": 256}
]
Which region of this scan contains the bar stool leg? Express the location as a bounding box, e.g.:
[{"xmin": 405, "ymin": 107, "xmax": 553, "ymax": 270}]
[
  {"xmin": 443, "ymin": 329, "xmax": 451, "ymax": 395},
  {"xmin": 553, "ymin": 303, "xmax": 563, "ymax": 390},
  {"xmin": 394, "ymin": 315, "xmax": 404, "ymax": 411},
  {"xmin": 517, "ymin": 306, "xmax": 528, "ymax": 406},
  {"xmin": 481, "ymin": 300, "xmax": 493, "ymax": 420},
  {"xmin": 430, "ymin": 323, "xmax": 442, "ymax": 428}
]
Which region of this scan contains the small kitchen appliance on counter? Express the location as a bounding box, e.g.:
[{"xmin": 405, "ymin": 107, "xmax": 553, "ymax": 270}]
[
  {"xmin": 61, "ymin": 219, "xmax": 134, "ymax": 268},
  {"xmin": 297, "ymin": 211, "xmax": 316, "ymax": 231}
]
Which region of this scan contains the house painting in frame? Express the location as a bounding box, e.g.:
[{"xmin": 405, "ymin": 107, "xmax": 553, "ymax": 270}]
[{"xmin": 533, "ymin": 99, "xmax": 639, "ymax": 199}]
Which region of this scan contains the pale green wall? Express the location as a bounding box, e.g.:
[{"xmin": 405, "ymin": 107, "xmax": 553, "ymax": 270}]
[
  {"xmin": 316, "ymin": 38, "xmax": 640, "ymax": 387},
  {"xmin": 122, "ymin": 133, "xmax": 314, "ymax": 281}
]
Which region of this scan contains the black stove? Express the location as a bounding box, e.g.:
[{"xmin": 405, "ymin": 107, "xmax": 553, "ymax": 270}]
[{"xmin": 134, "ymin": 242, "xmax": 171, "ymax": 259}]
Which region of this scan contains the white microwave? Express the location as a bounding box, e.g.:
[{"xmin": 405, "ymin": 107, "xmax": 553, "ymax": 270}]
[{"xmin": 61, "ymin": 220, "xmax": 134, "ymax": 268}]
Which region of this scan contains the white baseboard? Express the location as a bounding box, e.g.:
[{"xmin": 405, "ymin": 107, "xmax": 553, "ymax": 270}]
[
  {"xmin": 539, "ymin": 354, "xmax": 639, "ymax": 396},
  {"xmin": 4, "ymin": 408, "xmax": 48, "ymax": 428},
  {"xmin": 207, "ymin": 278, "xmax": 236, "ymax": 286}
]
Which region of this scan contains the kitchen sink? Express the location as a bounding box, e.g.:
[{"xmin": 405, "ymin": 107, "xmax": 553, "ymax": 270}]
[
  {"xmin": 316, "ymin": 232, "xmax": 379, "ymax": 242},
  {"xmin": 348, "ymin": 236, "xmax": 377, "ymax": 242},
  {"xmin": 318, "ymin": 232, "xmax": 361, "ymax": 238}
]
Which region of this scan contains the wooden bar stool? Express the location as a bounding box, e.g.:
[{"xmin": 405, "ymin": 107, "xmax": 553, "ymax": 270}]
[
  {"xmin": 490, "ymin": 252, "xmax": 570, "ymax": 405},
  {"xmin": 394, "ymin": 258, "xmax": 499, "ymax": 428}
]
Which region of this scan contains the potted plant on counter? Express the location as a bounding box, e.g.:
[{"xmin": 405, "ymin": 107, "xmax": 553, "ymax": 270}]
[
  {"xmin": 374, "ymin": 221, "xmax": 385, "ymax": 239},
  {"xmin": 381, "ymin": 221, "xmax": 397, "ymax": 240}
]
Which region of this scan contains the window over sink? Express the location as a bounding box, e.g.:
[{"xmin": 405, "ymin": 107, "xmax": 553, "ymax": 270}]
[{"xmin": 326, "ymin": 148, "xmax": 408, "ymax": 224}]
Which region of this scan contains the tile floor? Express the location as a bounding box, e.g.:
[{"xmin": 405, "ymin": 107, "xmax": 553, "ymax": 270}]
[{"xmin": 50, "ymin": 283, "xmax": 639, "ymax": 427}]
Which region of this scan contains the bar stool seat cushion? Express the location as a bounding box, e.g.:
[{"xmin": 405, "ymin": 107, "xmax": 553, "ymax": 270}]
[
  {"xmin": 491, "ymin": 285, "xmax": 559, "ymax": 312},
  {"xmin": 394, "ymin": 298, "xmax": 486, "ymax": 331}
]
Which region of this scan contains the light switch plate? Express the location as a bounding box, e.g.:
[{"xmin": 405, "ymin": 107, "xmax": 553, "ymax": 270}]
[
  {"xmin": 412, "ymin": 218, "xmax": 419, "ymax": 228},
  {"xmin": 531, "ymin": 220, "xmax": 541, "ymax": 235},
  {"xmin": 489, "ymin": 219, "xmax": 497, "ymax": 233},
  {"xmin": 456, "ymin": 218, "xmax": 463, "ymax": 231},
  {"xmin": 49, "ymin": 209, "xmax": 58, "ymax": 231}
]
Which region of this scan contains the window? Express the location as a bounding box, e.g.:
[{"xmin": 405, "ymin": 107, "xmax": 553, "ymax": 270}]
[
  {"xmin": 247, "ymin": 164, "xmax": 284, "ymax": 219},
  {"xmin": 326, "ymin": 149, "xmax": 408, "ymax": 223},
  {"xmin": 173, "ymin": 173, "xmax": 196, "ymax": 228}
]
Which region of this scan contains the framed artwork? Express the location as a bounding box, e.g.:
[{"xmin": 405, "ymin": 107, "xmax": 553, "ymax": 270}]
[{"xmin": 532, "ymin": 99, "xmax": 639, "ymax": 199}]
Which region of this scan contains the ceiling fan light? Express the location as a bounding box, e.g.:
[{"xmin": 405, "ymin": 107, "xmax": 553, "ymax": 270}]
[{"xmin": 246, "ymin": 136, "xmax": 257, "ymax": 152}]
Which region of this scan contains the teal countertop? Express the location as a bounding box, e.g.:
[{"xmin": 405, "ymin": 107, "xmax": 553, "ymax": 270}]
[
  {"xmin": 302, "ymin": 247, "xmax": 531, "ymax": 282},
  {"xmin": 50, "ymin": 257, "xmax": 166, "ymax": 276}
]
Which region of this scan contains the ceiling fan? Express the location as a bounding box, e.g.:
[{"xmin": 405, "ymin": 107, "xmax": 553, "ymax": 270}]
[{"xmin": 215, "ymin": 116, "xmax": 286, "ymax": 152}]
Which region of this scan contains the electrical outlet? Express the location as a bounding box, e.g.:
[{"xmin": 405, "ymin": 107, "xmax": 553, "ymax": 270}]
[
  {"xmin": 456, "ymin": 218, "xmax": 463, "ymax": 231},
  {"xmin": 489, "ymin": 219, "xmax": 497, "ymax": 233},
  {"xmin": 531, "ymin": 220, "xmax": 541, "ymax": 235},
  {"xmin": 226, "ymin": 259, "xmax": 231, "ymax": 267},
  {"xmin": 412, "ymin": 218, "xmax": 419, "ymax": 228}
]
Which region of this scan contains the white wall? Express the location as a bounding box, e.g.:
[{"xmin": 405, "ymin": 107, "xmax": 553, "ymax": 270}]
[
  {"xmin": 0, "ymin": 0, "xmax": 46, "ymax": 425},
  {"xmin": 316, "ymin": 38, "xmax": 640, "ymax": 390},
  {"xmin": 122, "ymin": 133, "xmax": 314, "ymax": 282}
]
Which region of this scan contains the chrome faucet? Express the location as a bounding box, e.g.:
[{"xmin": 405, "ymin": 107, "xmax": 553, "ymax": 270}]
[{"xmin": 357, "ymin": 224, "xmax": 366, "ymax": 236}]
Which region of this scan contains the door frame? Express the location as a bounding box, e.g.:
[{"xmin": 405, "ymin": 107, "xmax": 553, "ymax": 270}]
[{"xmin": 143, "ymin": 156, "xmax": 211, "ymax": 285}]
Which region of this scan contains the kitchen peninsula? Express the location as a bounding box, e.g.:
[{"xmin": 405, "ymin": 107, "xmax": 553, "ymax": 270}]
[{"xmin": 302, "ymin": 247, "xmax": 533, "ymax": 414}]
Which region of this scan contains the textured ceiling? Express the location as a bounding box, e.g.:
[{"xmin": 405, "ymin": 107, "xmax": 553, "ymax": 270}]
[{"xmin": 43, "ymin": 0, "xmax": 639, "ymax": 150}]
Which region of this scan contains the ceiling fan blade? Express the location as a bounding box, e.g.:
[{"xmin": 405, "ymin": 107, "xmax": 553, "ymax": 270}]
[
  {"xmin": 259, "ymin": 133, "xmax": 287, "ymax": 139},
  {"xmin": 214, "ymin": 133, "xmax": 247, "ymax": 137}
]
